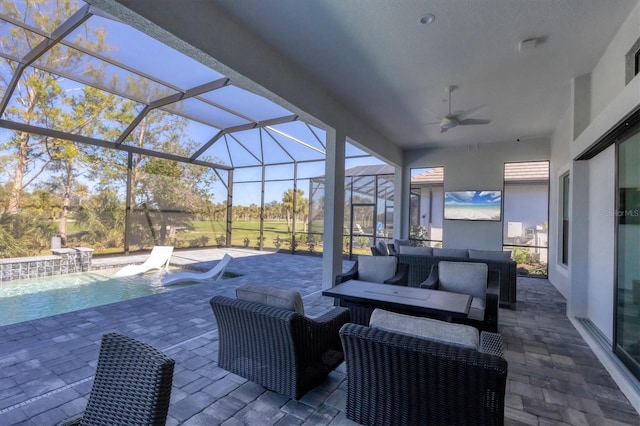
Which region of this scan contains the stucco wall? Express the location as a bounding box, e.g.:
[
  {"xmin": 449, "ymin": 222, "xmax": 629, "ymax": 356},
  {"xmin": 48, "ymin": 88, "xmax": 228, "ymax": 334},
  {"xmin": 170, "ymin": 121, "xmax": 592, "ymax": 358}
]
[
  {"xmin": 591, "ymin": 4, "xmax": 640, "ymax": 119},
  {"xmin": 548, "ymin": 109, "xmax": 572, "ymax": 297}
]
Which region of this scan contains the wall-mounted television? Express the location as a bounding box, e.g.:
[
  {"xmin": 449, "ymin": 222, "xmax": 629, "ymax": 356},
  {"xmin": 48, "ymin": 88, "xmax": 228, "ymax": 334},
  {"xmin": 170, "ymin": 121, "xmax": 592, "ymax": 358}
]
[{"xmin": 444, "ymin": 190, "xmax": 502, "ymax": 221}]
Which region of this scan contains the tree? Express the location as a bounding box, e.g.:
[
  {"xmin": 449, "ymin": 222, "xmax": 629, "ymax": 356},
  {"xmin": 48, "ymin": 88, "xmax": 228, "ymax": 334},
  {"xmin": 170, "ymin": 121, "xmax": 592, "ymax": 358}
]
[
  {"xmin": 46, "ymin": 87, "xmax": 121, "ymax": 242},
  {"xmin": 73, "ymin": 189, "xmax": 125, "ymax": 248},
  {"xmin": 282, "ymin": 188, "xmax": 308, "ymax": 232},
  {"xmin": 134, "ymin": 158, "xmax": 211, "ymax": 245},
  {"xmin": 0, "ymin": 1, "xmax": 221, "ymax": 253},
  {"xmin": 0, "ymin": 0, "xmax": 109, "ymax": 216}
]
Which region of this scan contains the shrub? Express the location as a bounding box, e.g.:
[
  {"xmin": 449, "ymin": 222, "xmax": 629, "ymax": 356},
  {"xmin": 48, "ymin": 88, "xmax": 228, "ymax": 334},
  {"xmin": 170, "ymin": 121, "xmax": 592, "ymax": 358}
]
[
  {"xmin": 409, "ymin": 225, "xmax": 428, "ymax": 247},
  {"xmin": 0, "ymin": 213, "xmax": 57, "ymax": 257},
  {"xmin": 511, "ymin": 247, "xmax": 532, "ymax": 264}
]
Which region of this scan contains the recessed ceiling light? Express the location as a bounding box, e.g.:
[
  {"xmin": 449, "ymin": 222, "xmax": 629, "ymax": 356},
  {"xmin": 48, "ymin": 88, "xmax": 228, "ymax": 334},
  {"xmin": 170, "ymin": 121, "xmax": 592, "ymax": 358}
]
[{"xmin": 419, "ymin": 14, "xmax": 436, "ymax": 25}]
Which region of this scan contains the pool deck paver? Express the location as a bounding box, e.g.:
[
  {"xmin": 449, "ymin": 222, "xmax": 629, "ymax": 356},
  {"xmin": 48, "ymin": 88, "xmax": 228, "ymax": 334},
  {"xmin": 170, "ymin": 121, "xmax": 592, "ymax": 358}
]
[{"xmin": 0, "ymin": 248, "xmax": 638, "ymax": 425}]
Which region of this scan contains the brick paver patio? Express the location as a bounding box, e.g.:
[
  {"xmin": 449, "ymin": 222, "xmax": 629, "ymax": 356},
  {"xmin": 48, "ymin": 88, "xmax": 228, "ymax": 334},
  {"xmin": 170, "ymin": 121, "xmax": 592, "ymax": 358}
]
[{"xmin": 0, "ymin": 248, "xmax": 638, "ymax": 425}]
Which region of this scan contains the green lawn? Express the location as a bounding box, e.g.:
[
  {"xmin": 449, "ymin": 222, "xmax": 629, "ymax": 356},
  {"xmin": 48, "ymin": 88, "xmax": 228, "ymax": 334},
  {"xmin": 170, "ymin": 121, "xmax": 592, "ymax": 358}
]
[{"xmin": 66, "ymin": 217, "xmax": 376, "ymax": 256}]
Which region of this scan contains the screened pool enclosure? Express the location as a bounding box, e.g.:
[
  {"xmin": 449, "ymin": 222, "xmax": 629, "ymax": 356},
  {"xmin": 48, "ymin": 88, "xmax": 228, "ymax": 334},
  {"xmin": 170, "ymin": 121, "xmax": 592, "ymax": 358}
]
[{"xmin": 0, "ymin": 0, "xmax": 392, "ymax": 258}]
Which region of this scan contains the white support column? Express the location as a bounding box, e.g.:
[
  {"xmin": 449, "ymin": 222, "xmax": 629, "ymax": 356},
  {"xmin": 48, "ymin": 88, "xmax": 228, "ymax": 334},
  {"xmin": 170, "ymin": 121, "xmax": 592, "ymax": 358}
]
[
  {"xmin": 322, "ymin": 129, "xmax": 346, "ymax": 289},
  {"xmin": 394, "ymin": 164, "xmax": 406, "ymax": 239}
]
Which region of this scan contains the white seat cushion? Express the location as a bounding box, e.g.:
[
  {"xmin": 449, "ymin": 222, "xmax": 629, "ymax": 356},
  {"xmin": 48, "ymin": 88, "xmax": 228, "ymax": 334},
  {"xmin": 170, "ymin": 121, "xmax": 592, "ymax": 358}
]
[
  {"xmin": 236, "ymin": 284, "xmax": 304, "ymax": 315},
  {"xmin": 357, "ymin": 256, "xmax": 397, "ymax": 283},
  {"xmin": 369, "ymin": 309, "xmax": 479, "ymax": 350},
  {"xmin": 438, "ymin": 261, "xmax": 488, "ymax": 300}
]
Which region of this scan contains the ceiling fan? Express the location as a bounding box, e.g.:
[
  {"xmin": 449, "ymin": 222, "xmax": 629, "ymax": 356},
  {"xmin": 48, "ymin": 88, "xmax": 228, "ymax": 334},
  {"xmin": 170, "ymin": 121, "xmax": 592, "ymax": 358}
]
[{"xmin": 424, "ymin": 86, "xmax": 491, "ymax": 133}]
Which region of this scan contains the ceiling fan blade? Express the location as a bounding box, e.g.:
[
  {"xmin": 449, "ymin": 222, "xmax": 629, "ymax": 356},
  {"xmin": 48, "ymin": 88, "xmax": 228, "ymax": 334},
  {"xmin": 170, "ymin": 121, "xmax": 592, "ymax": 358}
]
[
  {"xmin": 457, "ymin": 105, "xmax": 487, "ymax": 121},
  {"xmin": 424, "ymin": 108, "xmax": 442, "ymax": 120},
  {"xmin": 459, "ymin": 118, "xmax": 491, "ymax": 125},
  {"xmin": 440, "ymin": 126, "xmax": 450, "ymax": 133}
]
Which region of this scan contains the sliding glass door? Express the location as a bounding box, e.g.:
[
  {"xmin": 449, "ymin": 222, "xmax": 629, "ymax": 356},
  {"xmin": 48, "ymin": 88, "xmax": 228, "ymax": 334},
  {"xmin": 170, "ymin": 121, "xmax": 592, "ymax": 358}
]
[{"xmin": 615, "ymin": 131, "xmax": 640, "ymax": 379}]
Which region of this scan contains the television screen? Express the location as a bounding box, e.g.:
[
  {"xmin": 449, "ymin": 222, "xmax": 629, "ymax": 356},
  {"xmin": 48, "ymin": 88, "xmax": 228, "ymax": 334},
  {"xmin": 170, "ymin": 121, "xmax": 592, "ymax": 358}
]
[{"xmin": 444, "ymin": 190, "xmax": 502, "ymax": 221}]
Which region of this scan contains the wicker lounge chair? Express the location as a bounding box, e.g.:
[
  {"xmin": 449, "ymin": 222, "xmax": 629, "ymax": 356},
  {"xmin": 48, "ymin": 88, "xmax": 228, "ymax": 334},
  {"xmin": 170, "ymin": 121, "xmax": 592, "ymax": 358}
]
[
  {"xmin": 58, "ymin": 333, "xmax": 174, "ymax": 426},
  {"xmin": 210, "ymin": 288, "xmax": 350, "ymax": 400},
  {"xmin": 339, "ymin": 315, "xmax": 507, "ymax": 426},
  {"xmin": 160, "ymin": 254, "xmax": 232, "ymax": 286},
  {"xmin": 113, "ymin": 246, "xmax": 174, "ymax": 277}
]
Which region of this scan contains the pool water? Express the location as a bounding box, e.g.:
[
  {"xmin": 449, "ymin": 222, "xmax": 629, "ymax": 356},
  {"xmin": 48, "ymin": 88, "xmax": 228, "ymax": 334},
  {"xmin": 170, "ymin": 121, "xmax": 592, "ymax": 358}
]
[{"xmin": 0, "ymin": 270, "xmax": 194, "ymax": 327}]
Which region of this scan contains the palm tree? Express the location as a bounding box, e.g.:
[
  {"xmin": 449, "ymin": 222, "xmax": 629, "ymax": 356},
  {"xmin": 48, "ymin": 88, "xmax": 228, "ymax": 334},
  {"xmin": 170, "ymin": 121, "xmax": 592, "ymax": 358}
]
[{"xmin": 282, "ymin": 189, "xmax": 308, "ymax": 232}]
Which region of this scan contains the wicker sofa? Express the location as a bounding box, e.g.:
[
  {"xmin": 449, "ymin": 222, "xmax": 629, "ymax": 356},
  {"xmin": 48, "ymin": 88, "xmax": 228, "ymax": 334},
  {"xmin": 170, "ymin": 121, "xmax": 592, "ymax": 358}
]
[
  {"xmin": 396, "ymin": 247, "xmax": 517, "ymax": 309},
  {"xmin": 339, "ymin": 312, "xmax": 508, "ymax": 426},
  {"xmin": 210, "ymin": 290, "xmax": 350, "ymax": 400}
]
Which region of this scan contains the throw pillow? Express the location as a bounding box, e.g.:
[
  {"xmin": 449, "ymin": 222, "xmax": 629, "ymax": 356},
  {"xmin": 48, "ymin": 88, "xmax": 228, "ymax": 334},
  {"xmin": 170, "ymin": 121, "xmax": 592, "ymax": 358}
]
[
  {"xmin": 236, "ymin": 284, "xmax": 305, "ymax": 315},
  {"xmin": 357, "ymin": 255, "xmax": 397, "ymax": 283},
  {"xmin": 468, "ymin": 249, "xmax": 512, "ymax": 261},
  {"xmin": 433, "ymin": 248, "xmax": 469, "ymax": 258},
  {"xmin": 369, "ymin": 309, "xmax": 479, "ymax": 350},
  {"xmin": 437, "ymin": 261, "xmax": 488, "ymax": 300},
  {"xmin": 398, "ymin": 245, "xmax": 433, "ymax": 256},
  {"xmin": 376, "ymin": 240, "xmax": 390, "ymax": 256}
]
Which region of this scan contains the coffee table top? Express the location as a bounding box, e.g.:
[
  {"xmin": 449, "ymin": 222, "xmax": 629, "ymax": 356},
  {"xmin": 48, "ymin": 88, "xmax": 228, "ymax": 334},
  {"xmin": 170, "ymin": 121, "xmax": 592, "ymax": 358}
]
[{"xmin": 323, "ymin": 280, "xmax": 471, "ymax": 317}]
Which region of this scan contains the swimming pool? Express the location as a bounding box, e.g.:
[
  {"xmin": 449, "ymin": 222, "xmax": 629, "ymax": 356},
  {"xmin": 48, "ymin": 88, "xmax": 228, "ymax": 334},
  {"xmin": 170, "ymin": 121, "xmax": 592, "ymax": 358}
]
[{"xmin": 0, "ymin": 270, "xmax": 195, "ymax": 327}]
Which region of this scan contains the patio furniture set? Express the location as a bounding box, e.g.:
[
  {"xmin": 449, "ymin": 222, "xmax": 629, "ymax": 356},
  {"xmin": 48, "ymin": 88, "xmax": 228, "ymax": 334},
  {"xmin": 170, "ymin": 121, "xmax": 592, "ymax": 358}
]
[
  {"xmin": 208, "ymin": 252, "xmax": 508, "ymax": 424},
  {"xmin": 66, "ymin": 250, "xmax": 508, "ymax": 425},
  {"xmin": 373, "ymin": 238, "xmax": 518, "ymax": 309},
  {"xmin": 332, "ymin": 252, "xmax": 500, "ymax": 333}
]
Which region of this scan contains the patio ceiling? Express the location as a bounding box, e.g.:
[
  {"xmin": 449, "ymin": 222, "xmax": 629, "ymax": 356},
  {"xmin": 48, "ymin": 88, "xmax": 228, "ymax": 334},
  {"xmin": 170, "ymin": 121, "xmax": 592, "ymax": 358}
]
[
  {"xmin": 210, "ymin": 0, "xmax": 638, "ymax": 148},
  {"xmin": 0, "ymin": 1, "xmax": 341, "ymax": 170}
]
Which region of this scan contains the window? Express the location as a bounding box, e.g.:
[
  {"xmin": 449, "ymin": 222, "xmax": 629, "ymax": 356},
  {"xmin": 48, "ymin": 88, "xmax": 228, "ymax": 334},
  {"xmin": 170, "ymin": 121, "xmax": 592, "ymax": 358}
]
[
  {"xmin": 561, "ymin": 173, "xmax": 570, "ymax": 265},
  {"xmin": 503, "ymin": 161, "xmax": 550, "ymax": 277},
  {"xmin": 625, "ymin": 37, "xmax": 640, "ymax": 84},
  {"xmin": 409, "ymin": 167, "xmax": 444, "ymax": 247}
]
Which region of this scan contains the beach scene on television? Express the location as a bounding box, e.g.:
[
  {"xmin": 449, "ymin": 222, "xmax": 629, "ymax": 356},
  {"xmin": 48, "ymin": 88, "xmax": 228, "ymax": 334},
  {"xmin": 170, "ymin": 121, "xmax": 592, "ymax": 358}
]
[{"xmin": 444, "ymin": 190, "xmax": 502, "ymax": 221}]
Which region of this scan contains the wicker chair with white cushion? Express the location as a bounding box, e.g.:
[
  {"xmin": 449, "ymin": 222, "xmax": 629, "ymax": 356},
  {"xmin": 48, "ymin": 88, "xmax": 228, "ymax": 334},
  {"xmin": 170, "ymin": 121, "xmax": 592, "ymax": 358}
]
[
  {"xmin": 210, "ymin": 284, "xmax": 350, "ymax": 400},
  {"xmin": 339, "ymin": 309, "xmax": 507, "ymax": 426},
  {"xmin": 420, "ymin": 261, "xmax": 499, "ymax": 332},
  {"xmin": 335, "ymin": 255, "xmax": 408, "ymax": 286}
]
